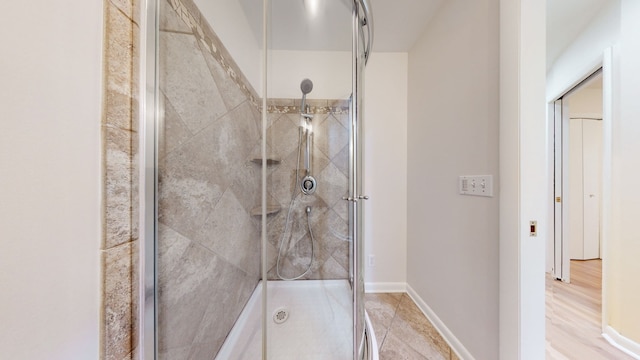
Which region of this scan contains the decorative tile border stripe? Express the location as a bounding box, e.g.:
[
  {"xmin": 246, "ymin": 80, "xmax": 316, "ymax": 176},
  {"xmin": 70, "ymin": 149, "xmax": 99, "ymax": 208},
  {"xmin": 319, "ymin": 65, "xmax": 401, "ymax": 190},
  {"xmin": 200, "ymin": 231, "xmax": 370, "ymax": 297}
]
[
  {"xmin": 166, "ymin": 0, "xmax": 351, "ymax": 117},
  {"xmin": 265, "ymin": 98, "xmax": 350, "ymax": 115},
  {"xmin": 167, "ymin": 0, "xmax": 261, "ymax": 109}
]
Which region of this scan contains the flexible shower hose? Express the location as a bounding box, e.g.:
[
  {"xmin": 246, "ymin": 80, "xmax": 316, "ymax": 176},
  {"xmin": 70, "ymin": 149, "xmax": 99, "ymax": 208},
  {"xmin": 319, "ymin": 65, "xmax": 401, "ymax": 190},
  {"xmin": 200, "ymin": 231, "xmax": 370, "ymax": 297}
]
[{"xmin": 276, "ymin": 126, "xmax": 316, "ymax": 281}]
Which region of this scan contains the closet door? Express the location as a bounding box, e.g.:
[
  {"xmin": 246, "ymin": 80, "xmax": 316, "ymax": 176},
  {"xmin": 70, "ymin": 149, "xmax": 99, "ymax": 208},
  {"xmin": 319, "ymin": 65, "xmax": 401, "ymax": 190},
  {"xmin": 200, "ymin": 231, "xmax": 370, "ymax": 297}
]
[
  {"xmin": 582, "ymin": 119, "xmax": 602, "ymax": 259},
  {"xmin": 569, "ymin": 118, "xmax": 602, "ymax": 260}
]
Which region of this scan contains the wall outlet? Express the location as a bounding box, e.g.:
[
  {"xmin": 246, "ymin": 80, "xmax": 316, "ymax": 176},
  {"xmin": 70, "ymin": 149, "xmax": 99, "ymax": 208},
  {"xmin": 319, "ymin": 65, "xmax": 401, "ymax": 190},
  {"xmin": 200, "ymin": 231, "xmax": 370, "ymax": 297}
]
[
  {"xmin": 459, "ymin": 175, "xmax": 493, "ymax": 197},
  {"xmin": 368, "ymin": 255, "xmax": 375, "ymax": 268}
]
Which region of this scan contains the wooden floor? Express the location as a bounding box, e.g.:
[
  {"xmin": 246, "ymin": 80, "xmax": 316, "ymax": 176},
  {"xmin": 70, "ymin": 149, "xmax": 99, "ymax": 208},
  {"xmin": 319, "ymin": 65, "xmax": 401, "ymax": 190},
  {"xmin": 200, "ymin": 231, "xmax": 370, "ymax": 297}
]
[{"xmin": 546, "ymin": 259, "xmax": 633, "ymax": 359}]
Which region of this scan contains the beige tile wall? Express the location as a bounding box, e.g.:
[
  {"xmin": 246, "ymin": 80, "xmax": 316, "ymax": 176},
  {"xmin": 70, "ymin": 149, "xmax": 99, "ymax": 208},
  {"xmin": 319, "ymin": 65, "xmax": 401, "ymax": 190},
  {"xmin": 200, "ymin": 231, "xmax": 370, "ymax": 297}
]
[{"xmin": 102, "ymin": 0, "xmax": 139, "ymax": 358}]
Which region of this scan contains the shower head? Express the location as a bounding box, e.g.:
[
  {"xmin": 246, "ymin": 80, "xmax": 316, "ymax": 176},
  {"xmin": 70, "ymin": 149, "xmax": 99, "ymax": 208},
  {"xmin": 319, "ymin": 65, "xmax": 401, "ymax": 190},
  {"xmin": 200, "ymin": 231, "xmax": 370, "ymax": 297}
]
[
  {"xmin": 300, "ymin": 78, "xmax": 313, "ymax": 114},
  {"xmin": 300, "ymin": 78, "xmax": 313, "ymax": 95}
]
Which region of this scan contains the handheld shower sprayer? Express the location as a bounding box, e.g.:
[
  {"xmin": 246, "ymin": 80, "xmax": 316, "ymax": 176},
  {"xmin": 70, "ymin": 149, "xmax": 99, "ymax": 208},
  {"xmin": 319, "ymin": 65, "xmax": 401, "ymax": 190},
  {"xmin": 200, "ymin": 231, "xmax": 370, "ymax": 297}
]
[
  {"xmin": 298, "ymin": 78, "xmax": 316, "ymax": 195},
  {"xmin": 300, "ymin": 78, "xmax": 313, "ymax": 113}
]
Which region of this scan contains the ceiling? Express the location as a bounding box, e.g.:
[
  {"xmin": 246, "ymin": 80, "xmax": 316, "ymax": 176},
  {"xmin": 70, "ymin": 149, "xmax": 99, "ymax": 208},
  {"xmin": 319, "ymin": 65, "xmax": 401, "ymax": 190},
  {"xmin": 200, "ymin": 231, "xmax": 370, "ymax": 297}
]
[
  {"xmin": 240, "ymin": 0, "xmax": 613, "ymax": 64},
  {"xmin": 239, "ymin": 0, "xmax": 444, "ymax": 52}
]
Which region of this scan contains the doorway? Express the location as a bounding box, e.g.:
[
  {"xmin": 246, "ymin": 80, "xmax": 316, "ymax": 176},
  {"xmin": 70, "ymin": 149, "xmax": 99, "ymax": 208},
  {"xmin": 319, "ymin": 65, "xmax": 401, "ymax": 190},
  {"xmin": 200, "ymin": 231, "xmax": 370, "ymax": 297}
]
[
  {"xmin": 546, "ymin": 69, "xmax": 632, "ymax": 358},
  {"xmin": 553, "ymin": 69, "xmax": 604, "ymax": 283}
]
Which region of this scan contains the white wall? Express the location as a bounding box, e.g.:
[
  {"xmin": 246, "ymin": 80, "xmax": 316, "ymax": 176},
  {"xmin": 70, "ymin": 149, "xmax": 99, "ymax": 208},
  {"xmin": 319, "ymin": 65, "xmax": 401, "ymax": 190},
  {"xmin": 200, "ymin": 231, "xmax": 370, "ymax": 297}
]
[
  {"xmin": 546, "ymin": 0, "xmax": 640, "ymax": 351},
  {"xmin": 267, "ymin": 50, "xmax": 352, "ymax": 99},
  {"xmin": 546, "ymin": 1, "xmax": 620, "ymax": 102},
  {"xmin": 407, "ymin": 0, "xmax": 500, "ymax": 358},
  {"xmin": 0, "ymin": 1, "xmax": 102, "ymax": 359},
  {"xmin": 609, "ymin": 0, "xmax": 640, "ymax": 345},
  {"xmin": 363, "ymin": 53, "xmax": 408, "ymax": 290}
]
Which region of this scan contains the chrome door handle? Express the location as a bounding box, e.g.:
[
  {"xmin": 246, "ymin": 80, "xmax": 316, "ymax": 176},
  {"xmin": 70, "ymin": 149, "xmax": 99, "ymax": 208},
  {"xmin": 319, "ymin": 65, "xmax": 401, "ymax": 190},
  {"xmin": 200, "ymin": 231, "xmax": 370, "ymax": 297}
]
[{"xmin": 342, "ymin": 195, "xmax": 370, "ymax": 202}]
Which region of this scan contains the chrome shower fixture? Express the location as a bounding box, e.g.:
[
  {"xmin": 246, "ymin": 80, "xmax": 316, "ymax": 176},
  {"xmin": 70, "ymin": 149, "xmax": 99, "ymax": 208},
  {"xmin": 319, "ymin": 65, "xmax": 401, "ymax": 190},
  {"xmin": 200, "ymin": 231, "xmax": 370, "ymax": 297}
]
[
  {"xmin": 299, "ymin": 78, "xmax": 316, "ymax": 195},
  {"xmin": 300, "ymin": 78, "xmax": 313, "ymax": 112}
]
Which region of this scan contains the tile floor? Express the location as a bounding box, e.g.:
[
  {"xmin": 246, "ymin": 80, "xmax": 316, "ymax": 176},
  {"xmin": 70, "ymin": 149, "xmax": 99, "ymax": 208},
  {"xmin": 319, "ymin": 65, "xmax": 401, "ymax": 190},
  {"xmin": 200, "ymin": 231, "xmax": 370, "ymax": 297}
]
[{"xmin": 365, "ymin": 293, "xmax": 459, "ymax": 360}]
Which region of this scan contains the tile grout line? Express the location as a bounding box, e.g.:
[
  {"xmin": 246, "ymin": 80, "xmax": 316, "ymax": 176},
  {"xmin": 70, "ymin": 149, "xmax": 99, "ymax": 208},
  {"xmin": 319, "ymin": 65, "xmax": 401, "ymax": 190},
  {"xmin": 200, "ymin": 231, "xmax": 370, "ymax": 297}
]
[{"xmin": 378, "ymin": 294, "xmax": 403, "ymax": 353}]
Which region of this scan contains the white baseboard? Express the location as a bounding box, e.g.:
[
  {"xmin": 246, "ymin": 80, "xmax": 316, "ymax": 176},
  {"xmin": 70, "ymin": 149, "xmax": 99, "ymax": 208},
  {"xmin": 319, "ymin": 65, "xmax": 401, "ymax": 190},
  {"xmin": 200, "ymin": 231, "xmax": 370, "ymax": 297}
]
[
  {"xmin": 603, "ymin": 326, "xmax": 640, "ymax": 359},
  {"xmin": 364, "ymin": 282, "xmax": 407, "ymax": 293},
  {"xmin": 406, "ymin": 285, "xmax": 475, "ymax": 360}
]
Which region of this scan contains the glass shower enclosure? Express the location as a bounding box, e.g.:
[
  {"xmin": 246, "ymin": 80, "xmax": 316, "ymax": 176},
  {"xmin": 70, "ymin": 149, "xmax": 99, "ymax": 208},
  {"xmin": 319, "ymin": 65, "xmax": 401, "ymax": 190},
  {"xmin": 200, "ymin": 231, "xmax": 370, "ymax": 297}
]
[{"xmin": 141, "ymin": 0, "xmax": 373, "ymax": 358}]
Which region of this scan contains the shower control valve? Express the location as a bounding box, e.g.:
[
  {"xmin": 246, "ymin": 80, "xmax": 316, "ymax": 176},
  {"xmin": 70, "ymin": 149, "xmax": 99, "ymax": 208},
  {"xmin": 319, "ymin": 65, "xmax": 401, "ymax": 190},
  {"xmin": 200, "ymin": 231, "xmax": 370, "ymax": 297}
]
[{"xmin": 357, "ymin": 195, "xmax": 370, "ymax": 200}]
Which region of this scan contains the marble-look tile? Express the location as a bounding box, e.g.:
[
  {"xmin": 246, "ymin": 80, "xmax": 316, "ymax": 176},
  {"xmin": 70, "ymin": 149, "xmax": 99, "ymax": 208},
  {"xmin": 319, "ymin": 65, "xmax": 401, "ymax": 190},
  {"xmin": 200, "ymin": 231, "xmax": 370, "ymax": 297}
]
[
  {"xmin": 109, "ymin": 0, "xmax": 134, "ymax": 24},
  {"xmin": 330, "ymin": 240, "xmax": 350, "ymax": 274},
  {"xmin": 379, "ymin": 332, "xmax": 428, "ymax": 360},
  {"xmin": 333, "ymin": 197, "xmax": 349, "ymax": 222},
  {"xmin": 365, "ymin": 293, "xmax": 403, "ymax": 349},
  {"xmin": 315, "ymin": 114, "xmax": 349, "ymax": 160},
  {"xmin": 389, "ymin": 295, "xmax": 450, "ymax": 360},
  {"xmin": 158, "ymin": 155, "xmax": 222, "ymax": 242},
  {"xmin": 266, "ymin": 114, "xmax": 301, "ymax": 163},
  {"xmin": 157, "ymin": 242, "xmax": 220, "ymax": 352},
  {"xmin": 159, "ymin": 31, "xmax": 227, "ymax": 134},
  {"xmin": 318, "ymin": 255, "xmax": 349, "ymax": 279},
  {"xmin": 229, "ymin": 160, "xmax": 262, "ymax": 214},
  {"xmin": 312, "ymin": 208, "xmax": 349, "ymax": 269},
  {"xmin": 157, "ymin": 224, "xmax": 191, "ymax": 281},
  {"xmin": 194, "ymin": 189, "xmax": 260, "ymax": 276},
  {"xmin": 130, "ymin": 22, "xmax": 141, "ymax": 133},
  {"xmin": 104, "ymin": 2, "xmax": 133, "ymax": 131},
  {"xmin": 274, "ymin": 140, "xmax": 328, "ymax": 187},
  {"xmin": 103, "ymin": 242, "xmax": 133, "ymax": 360},
  {"xmin": 160, "ymin": 0, "xmax": 191, "ymax": 33},
  {"xmin": 188, "ymin": 264, "xmax": 257, "ymax": 359},
  {"xmin": 316, "ymin": 162, "xmax": 348, "ymax": 209},
  {"xmin": 159, "ymin": 101, "xmax": 258, "ymax": 240},
  {"xmin": 176, "ymin": 0, "xmax": 202, "ymax": 28},
  {"xmin": 332, "ymin": 111, "xmax": 351, "ymax": 129},
  {"xmin": 332, "ymin": 143, "xmax": 349, "ymax": 177},
  {"xmin": 159, "ymin": 345, "xmax": 191, "ymax": 360},
  {"xmin": 104, "ymin": 126, "xmax": 133, "ymax": 249},
  {"xmin": 267, "ymin": 163, "xmax": 298, "ymax": 207},
  {"xmin": 199, "ymin": 40, "xmax": 248, "ymax": 111},
  {"xmin": 130, "ymin": 239, "xmax": 140, "ymax": 350},
  {"xmin": 105, "ymin": 89, "xmax": 134, "ymax": 132},
  {"xmin": 159, "ymin": 93, "xmax": 193, "ymax": 159}
]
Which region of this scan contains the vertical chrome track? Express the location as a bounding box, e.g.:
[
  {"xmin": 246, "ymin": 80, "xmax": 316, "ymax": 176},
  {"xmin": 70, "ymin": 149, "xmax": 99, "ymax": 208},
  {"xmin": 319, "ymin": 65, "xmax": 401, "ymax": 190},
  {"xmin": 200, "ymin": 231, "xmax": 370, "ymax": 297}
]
[{"xmin": 140, "ymin": 0, "xmax": 159, "ymax": 358}]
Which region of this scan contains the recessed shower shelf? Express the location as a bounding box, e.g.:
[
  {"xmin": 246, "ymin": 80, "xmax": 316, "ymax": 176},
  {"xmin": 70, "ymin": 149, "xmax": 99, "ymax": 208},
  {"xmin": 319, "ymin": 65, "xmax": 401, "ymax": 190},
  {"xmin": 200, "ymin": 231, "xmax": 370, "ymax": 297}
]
[
  {"xmin": 250, "ymin": 158, "xmax": 281, "ymax": 166},
  {"xmin": 250, "ymin": 204, "xmax": 282, "ymax": 217}
]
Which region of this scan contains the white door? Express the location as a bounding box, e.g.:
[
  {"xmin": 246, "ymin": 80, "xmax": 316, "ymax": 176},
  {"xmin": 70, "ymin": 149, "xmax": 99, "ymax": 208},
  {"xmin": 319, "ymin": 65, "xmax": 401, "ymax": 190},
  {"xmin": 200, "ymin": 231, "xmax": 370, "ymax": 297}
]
[
  {"xmin": 568, "ymin": 118, "xmax": 602, "ymax": 260},
  {"xmin": 553, "ymin": 99, "xmax": 570, "ymax": 281},
  {"xmin": 582, "ymin": 119, "xmax": 602, "ymax": 259}
]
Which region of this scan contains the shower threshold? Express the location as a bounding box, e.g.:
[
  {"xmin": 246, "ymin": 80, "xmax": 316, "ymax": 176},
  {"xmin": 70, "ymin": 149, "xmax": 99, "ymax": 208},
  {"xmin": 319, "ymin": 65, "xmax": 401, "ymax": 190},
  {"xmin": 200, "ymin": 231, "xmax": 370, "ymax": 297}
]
[{"xmin": 216, "ymin": 279, "xmax": 378, "ymax": 360}]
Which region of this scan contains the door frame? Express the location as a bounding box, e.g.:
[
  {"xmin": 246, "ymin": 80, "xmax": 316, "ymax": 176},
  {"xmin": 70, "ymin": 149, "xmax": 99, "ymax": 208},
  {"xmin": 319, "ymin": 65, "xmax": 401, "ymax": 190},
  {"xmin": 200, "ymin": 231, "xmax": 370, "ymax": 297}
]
[{"xmin": 548, "ymin": 47, "xmax": 614, "ymax": 333}]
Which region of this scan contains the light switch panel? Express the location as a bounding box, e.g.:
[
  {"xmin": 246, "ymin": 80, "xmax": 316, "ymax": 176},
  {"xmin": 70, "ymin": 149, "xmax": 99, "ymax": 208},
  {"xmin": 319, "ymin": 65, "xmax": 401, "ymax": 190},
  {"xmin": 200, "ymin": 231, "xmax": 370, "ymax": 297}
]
[{"xmin": 459, "ymin": 175, "xmax": 493, "ymax": 197}]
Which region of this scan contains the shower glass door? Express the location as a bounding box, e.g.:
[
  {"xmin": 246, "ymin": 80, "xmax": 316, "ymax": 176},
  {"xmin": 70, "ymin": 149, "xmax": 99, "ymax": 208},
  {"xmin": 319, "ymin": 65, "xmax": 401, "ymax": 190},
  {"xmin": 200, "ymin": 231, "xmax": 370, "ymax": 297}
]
[
  {"xmin": 153, "ymin": 0, "xmax": 265, "ymax": 358},
  {"xmin": 147, "ymin": 0, "xmax": 370, "ymax": 358},
  {"xmin": 264, "ymin": 0, "xmax": 360, "ymax": 358}
]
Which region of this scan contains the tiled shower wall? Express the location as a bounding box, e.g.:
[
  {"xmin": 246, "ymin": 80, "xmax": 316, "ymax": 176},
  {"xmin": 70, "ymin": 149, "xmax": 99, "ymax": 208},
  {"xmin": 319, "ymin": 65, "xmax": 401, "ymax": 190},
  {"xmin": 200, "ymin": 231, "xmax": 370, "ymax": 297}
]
[
  {"xmin": 102, "ymin": 0, "xmax": 351, "ymax": 358},
  {"xmin": 265, "ymin": 101, "xmax": 351, "ymax": 280},
  {"xmin": 156, "ymin": 0, "xmax": 262, "ymax": 357}
]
